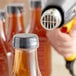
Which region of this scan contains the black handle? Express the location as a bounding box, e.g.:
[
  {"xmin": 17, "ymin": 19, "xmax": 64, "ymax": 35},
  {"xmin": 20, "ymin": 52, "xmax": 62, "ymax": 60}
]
[{"xmin": 66, "ymin": 60, "xmax": 75, "ymax": 76}]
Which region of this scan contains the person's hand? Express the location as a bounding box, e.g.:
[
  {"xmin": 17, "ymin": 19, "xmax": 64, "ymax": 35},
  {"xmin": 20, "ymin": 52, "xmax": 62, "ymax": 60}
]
[{"xmin": 46, "ymin": 21, "xmax": 76, "ymax": 59}]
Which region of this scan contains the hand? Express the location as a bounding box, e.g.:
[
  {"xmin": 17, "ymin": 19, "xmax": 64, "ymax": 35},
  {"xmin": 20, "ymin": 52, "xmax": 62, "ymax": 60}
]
[{"xmin": 46, "ymin": 21, "xmax": 76, "ymax": 59}]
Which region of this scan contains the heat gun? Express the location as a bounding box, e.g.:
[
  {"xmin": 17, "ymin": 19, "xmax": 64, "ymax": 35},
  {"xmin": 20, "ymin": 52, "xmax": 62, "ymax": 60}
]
[{"xmin": 40, "ymin": 0, "xmax": 76, "ymax": 76}]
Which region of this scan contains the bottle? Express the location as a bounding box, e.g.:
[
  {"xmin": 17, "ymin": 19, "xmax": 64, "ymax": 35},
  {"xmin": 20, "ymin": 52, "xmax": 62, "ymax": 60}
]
[
  {"xmin": 28, "ymin": 0, "xmax": 51, "ymax": 76},
  {"xmin": 0, "ymin": 10, "xmax": 9, "ymax": 76},
  {"xmin": 0, "ymin": 10, "xmax": 13, "ymax": 76},
  {"xmin": 0, "ymin": 10, "xmax": 13, "ymax": 53},
  {"xmin": 12, "ymin": 33, "xmax": 41, "ymax": 76},
  {"xmin": 6, "ymin": 4, "xmax": 25, "ymax": 47},
  {"xmin": 0, "ymin": 10, "xmax": 7, "ymax": 40}
]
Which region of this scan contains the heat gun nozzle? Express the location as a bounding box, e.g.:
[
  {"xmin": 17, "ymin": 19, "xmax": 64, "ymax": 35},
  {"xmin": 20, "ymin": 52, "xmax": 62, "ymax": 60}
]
[{"xmin": 41, "ymin": 8, "xmax": 62, "ymax": 30}]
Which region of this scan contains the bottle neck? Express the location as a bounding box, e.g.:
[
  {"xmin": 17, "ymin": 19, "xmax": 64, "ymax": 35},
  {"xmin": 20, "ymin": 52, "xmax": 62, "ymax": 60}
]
[
  {"xmin": 13, "ymin": 49, "xmax": 41, "ymax": 76},
  {"xmin": 29, "ymin": 7, "xmax": 47, "ymax": 37},
  {"xmin": 7, "ymin": 13, "xmax": 25, "ymax": 42},
  {"xmin": 30, "ymin": 7, "xmax": 43, "ymax": 31},
  {"xmin": 0, "ymin": 19, "xmax": 6, "ymax": 41},
  {"xmin": 8, "ymin": 13, "xmax": 24, "ymax": 31},
  {"xmin": 30, "ymin": 7, "xmax": 41, "ymax": 23}
]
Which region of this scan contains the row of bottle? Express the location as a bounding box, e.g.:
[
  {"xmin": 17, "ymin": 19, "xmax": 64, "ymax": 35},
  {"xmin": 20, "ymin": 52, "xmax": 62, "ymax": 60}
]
[
  {"xmin": 0, "ymin": 4, "xmax": 25, "ymax": 76},
  {"xmin": 0, "ymin": 0, "xmax": 51, "ymax": 76}
]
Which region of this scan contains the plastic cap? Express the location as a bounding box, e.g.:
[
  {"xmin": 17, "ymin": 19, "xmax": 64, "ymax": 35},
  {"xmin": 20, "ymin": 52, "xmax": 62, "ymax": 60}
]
[
  {"xmin": 13, "ymin": 33, "xmax": 39, "ymax": 49},
  {"xmin": 29, "ymin": 0, "xmax": 41, "ymax": 8},
  {"xmin": 0, "ymin": 10, "xmax": 5, "ymax": 20},
  {"xmin": 7, "ymin": 3, "xmax": 24, "ymax": 14}
]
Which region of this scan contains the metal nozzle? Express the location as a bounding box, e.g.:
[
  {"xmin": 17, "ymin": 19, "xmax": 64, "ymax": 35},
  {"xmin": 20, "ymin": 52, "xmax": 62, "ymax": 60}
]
[{"xmin": 41, "ymin": 8, "xmax": 62, "ymax": 30}]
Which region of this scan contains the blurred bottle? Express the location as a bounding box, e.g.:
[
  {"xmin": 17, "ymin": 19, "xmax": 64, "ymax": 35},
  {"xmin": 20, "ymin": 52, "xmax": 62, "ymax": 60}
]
[
  {"xmin": 0, "ymin": 10, "xmax": 13, "ymax": 76},
  {"xmin": 6, "ymin": 4, "xmax": 25, "ymax": 47},
  {"xmin": 0, "ymin": 10, "xmax": 9, "ymax": 76},
  {"xmin": 0, "ymin": 9, "xmax": 13, "ymax": 54},
  {"xmin": 12, "ymin": 33, "xmax": 41, "ymax": 76},
  {"xmin": 28, "ymin": 0, "xmax": 51, "ymax": 76}
]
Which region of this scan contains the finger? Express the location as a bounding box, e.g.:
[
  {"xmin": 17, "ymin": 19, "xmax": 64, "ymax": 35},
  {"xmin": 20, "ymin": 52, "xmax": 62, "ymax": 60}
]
[
  {"xmin": 54, "ymin": 47, "xmax": 73, "ymax": 56},
  {"xmin": 56, "ymin": 29, "xmax": 71, "ymax": 41},
  {"xmin": 57, "ymin": 40, "xmax": 73, "ymax": 48},
  {"xmin": 46, "ymin": 29, "xmax": 72, "ymax": 45},
  {"xmin": 63, "ymin": 53, "xmax": 73, "ymax": 59}
]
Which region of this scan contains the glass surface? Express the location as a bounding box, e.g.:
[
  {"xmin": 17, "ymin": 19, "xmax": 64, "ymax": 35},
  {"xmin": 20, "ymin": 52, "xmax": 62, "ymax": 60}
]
[{"xmin": 28, "ymin": 1, "xmax": 51, "ymax": 76}]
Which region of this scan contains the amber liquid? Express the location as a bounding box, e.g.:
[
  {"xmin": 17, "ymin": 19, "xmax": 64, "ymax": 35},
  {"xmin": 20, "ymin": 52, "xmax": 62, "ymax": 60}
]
[
  {"xmin": 7, "ymin": 13, "xmax": 25, "ymax": 46},
  {"xmin": 6, "ymin": 13, "xmax": 25, "ymax": 75},
  {"xmin": 0, "ymin": 40, "xmax": 9, "ymax": 76},
  {"xmin": 13, "ymin": 49, "xmax": 39, "ymax": 76},
  {"xmin": 1, "ymin": 21, "xmax": 13, "ymax": 53},
  {"xmin": 6, "ymin": 13, "xmax": 25, "ymax": 61},
  {"xmin": 0, "ymin": 20, "xmax": 9, "ymax": 76},
  {"xmin": 29, "ymin": 7, "xmax": 51, "ymax": 76}
]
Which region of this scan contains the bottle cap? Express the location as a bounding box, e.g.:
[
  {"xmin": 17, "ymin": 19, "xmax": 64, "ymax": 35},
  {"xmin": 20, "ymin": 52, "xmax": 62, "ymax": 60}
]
[
  {"xmin": 29, "ymin": 0, "xmax": 41, "ymax": 8},
  {"xmin": 0, "ymin": 10, "xmax": 5, "ymax": 20},
  {"xmin": 7, "ymin": 3, "xmax": 24, "ymax": 14},
  {"xmin": 13, "ymin": 33, "xmax": 39, "ymax": 49}
]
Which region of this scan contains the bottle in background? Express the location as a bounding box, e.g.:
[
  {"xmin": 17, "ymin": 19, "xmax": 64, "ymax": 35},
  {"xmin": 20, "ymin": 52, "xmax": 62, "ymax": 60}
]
[
  {"xmin": 0, "ymin": 10, "xmax": 9, "ymax": 76},
  {"xmin": 12, "ymin": 33, "xmax": 41, "ymax": 76},
  {"xmin": 6, "ymin": 4, "xmax": 25, "ymax": 75},
  {"xmin": 28, "ymin": 0, "xmax": 51, "ymax": 76},
  {"xmin": 0, "ymin": 9, "xmax": 13, "ymax": 53},
  {"xmin": 6, "ymin": 4, "xmax": 25, "ymax": 47}
]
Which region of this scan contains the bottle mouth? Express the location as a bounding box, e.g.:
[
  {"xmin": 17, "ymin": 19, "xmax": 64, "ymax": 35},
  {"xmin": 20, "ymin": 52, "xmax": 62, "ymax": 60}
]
[
  {"xmin": 6, "ymin": 3, "xmax": 24, "ymax": 14},
  {"xmin": 0, "ymin": 10, "xmax": 5, "ymax": 20},
  {"xmin": 13, "ymin": 33, "xmax": 39, "ymax": 49},
  {"xmin": 29, "ymin": 0, "xmax": 41, "ymax": 8},
  {"xmin": 41, "ymin": 8, "xmax": 62, "ymax": 30}
]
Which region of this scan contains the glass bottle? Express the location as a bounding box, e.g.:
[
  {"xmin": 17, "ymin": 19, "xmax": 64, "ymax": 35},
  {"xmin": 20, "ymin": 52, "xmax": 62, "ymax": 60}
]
[
  {"xmin": 0, "ymin": 10, "xmax": 13, "ymax": 53},
  {"xmin": 0, "ymin": 10, "xmax": 9, "ymax": 76},
  {"xmin": 0, "ymin": 10, "xmax": 13, "ymax": 76},
  {"xmin": 28, "ymin": 0, "xmax": 51, "ymax": 76},
  {"xmin": 12, "ymin": 33, "xmax": 41, "ymax": 76},
  {"xmin": 6, "ymin": 4, "xmax": 25, "ymax": 47}
]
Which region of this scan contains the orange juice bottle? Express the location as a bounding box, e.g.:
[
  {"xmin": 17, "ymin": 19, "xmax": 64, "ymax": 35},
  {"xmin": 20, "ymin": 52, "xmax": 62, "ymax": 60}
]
[
  {"xmin": 6, "ymin": 4, "xmax": 25, "ymax": 47},
  {"xmin": 28, "ymin": 0, "xmax": 51, "ymax": 76}
]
